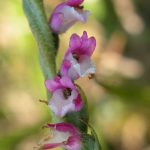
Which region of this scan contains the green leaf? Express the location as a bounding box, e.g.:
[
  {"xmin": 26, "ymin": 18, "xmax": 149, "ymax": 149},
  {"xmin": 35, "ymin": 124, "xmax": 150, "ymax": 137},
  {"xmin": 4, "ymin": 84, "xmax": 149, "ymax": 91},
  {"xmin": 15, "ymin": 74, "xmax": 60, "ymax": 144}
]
[
  {"xmin": 23, "ymin": 0, "xmax": 56, "ymax": 81},
  {"xmin": 81, "ymin": 133, "xmax": 95, "ymax": 150},
  {"xmin": 88, "ymin": 125, "xmax": 102, "ymax": 150},
  {"xmin": 79, "ymin": 119, "xmax": 102, "ymax": 150}
]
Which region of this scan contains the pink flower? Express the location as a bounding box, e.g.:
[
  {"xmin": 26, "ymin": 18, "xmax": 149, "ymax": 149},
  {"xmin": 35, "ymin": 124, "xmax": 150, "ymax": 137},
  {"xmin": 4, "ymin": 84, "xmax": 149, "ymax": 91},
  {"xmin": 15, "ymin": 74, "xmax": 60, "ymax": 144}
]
[
  {"xmin": 34, "ymin": 122, "xmax": 82, "ymax": 150},
  {"xmin": 50, "ymin": 0, "xmax": 91, "ymax": 34},
  {"xmin": 60, "ymin": 31, "xmax": 96, "ymax": 80},
  {"xmin": 45, "ymin": 75, "xmax": 83, "ymax": 118}
]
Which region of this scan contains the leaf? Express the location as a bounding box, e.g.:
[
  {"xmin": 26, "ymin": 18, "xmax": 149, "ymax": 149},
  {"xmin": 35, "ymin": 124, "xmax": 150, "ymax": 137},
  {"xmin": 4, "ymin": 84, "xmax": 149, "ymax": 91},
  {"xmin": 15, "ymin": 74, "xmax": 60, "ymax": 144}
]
[
  {"xmin": 88, "ymin": 124, "xmax": 102, "ymax": 150},
  {"xmin": 79, "ymin": 119, "xmax": 102, "ymax": 150},
  {"xmin": 81, "ymin": 133, "xmax": 95, "ymax": 150}
]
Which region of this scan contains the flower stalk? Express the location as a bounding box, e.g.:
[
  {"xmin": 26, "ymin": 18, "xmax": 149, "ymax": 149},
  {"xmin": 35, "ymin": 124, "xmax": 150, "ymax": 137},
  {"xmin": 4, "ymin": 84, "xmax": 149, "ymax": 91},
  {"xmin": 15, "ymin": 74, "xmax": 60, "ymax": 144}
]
[
  {"xmin": 23, "ymin": 0, "xmax": 56, "ymax": 81},
  {"xmin": 23, "ymin": 0, "xmax": 102, "ymax": 149},
  {"xmin": 23, "ymin": 0, "xmax": 62, "ymax": 124}
]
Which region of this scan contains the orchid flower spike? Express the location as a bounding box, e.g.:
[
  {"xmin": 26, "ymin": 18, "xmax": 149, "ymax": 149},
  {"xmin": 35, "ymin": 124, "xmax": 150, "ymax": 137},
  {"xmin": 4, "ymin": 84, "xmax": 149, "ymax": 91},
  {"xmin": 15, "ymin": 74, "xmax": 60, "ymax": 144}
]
[
  {"xmin": 60, "ymin": 31, "xmax": 96, "ymax": 80},
  {"xmin": 44, "ymin": 75, "xmax": 83, "ymax": 118},
  {"xmin": 34, "ymin": 122, "xmax": 82, "ymax": 150},
  {"xmin": 50, "ymin": 0, "xmax": 91, "ymax": 34}
]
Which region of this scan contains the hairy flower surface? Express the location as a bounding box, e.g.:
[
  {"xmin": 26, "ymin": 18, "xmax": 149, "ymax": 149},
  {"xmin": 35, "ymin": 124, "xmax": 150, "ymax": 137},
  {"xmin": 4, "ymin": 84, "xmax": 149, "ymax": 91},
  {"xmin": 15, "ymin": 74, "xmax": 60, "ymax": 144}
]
[
  {"xmin": 45, "ymin": 75, "xmax": 82, "ymax": 118},
  {"xmin": 34, "ymin": 122, "xmax": 82, "ymax": 150},
  {"xmin": 60, "ymin": 31, "xmax": 96, "ymax": 80},
  {"xmin": 50, "ymin": 0, "xmax": 90, "ymax": 34}
]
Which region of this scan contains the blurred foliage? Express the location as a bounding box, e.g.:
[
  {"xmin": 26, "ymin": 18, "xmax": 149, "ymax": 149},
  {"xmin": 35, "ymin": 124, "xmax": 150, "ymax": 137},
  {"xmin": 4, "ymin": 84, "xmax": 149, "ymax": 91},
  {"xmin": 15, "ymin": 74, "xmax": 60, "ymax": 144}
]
[{"xmin": 0, "ymin": 0, "xmax": 150, "ymax": 150}]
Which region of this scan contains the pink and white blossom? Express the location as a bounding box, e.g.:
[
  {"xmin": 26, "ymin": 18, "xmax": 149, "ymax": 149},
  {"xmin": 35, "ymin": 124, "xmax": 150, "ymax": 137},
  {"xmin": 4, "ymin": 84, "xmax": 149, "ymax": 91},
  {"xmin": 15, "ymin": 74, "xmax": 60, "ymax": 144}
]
[
  {"xmin": 34, "ymin": 122, "xmax": 82, "ymax": 150},
  {"xmin": 60, "ymin": 31, "xmax": 96, "ymax": 80},
  {"xmin": 45, "ymin": 75, "xmax": 82, "ymax": 118},
  {"xmin": 50, "ymin": 0, "xmax": 91, "ymax": 34}
]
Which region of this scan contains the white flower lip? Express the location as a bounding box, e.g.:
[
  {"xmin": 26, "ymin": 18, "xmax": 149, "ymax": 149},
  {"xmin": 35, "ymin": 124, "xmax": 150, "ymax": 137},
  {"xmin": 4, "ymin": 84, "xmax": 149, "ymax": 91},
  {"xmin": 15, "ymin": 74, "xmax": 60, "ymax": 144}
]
[
  {"xmin": 66, "ymin": 53, "xmax": 96, "ymax": 78},
  {"xmin": 48, "ymin": 89, "xmax": 78, "ymax": 118}
]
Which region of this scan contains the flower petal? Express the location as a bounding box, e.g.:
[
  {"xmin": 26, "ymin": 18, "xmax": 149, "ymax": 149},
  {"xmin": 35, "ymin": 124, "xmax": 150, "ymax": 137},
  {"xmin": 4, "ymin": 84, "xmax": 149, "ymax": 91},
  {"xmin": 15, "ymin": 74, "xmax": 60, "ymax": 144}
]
[
  {"xmin": 77, "ymin": 55, "xmax": 96, "ymax": 77},
  {"xmin": 44, "ymin": 122, "xmax": 82, "ymax": 136},
  {"xmin": 65, "ymin": 53, "xmax": 79, "ymax": 80},
  {"xmin": 43, "ymin": 143, "xmax": 62, "ymax": 149},
  {"xmin": 74, "ymin": 8, "xmax": 90, "ymax": 23},
  {"xmin": 63, "ymin": 135, "xmax": 82, "ymax": 150},
  {"xmin": 54, "ymin": 76, "xmax": 61, "ymax": 83},
  {"xmin": 37, "ymin": 128, "xmax": 71, "ymax": 149},
  {"xmin": 50, "ymin": 12, "xmax": 63, "ymax": 33},
  {"xmin": 60, "ymin": 59, "xmax": 71, "ymax": 77},
  {"xmin": 68, "ymin": 65, "xmax": 80, "ymax": 80},
  {"xmin": 45, "ymin": 78, "xmax": 61, "ymax": 94},
  {"xmin": 57, "ymin": 5, "xmax": 88, "ymax": 34},
  {"xmin": 71, "ymin": 55, "xmax": 96, "ymax": 78},
  {"xmin": 49, "ymin": 89, "xmax": 78, "ymax": 118},
  {"xmin": 80, "ymin": 31, "xmax": 96, "ymax": 57},
  {"xmin": 65, "ymin": 31, "xmax": 96, "ymax": 57},
  {"xmin": 65, "ymin": 33, "xmax": 82, "ymax": 57},
  {"xmin": 60, "ymin": 76, "xmax": 77, "ymax": 90},
  {"xmin": 65, "ymin": 53, "xmax": 96, "ymax": 78},
  {"xmin": 73, "ymin": 94, "xmax": 83, "ymax": 112},
  {"xmin": 67, "ymin": 0, "xmax": 84, "ymax": 7}
]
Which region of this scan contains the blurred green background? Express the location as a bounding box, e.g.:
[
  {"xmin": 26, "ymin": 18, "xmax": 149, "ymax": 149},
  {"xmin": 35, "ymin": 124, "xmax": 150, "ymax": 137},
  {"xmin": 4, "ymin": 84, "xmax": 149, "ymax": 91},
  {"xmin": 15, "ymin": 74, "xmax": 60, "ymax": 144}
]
[{"xmin": 0, "ymin": 0, "xmax": 150, "ymax": 150}]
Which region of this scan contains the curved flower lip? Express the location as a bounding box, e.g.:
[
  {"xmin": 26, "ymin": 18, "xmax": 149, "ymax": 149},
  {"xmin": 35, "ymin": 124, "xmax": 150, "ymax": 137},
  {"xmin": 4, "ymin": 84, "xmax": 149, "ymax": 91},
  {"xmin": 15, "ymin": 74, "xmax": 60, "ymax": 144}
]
[
  {"xmin": 60, "ymin": 31, "xmax": 96, "ymax": 80},
  {"xmin": 49, "ymin": 0, "xmax": 90, "ymax": 34},
  {"xmin": 35, "ymin": 123, "xmax": 82, "ymax": 150},
  {"xmin": 66, "ymin": 53, "xmax": 96, "ymax": 78},
  {"xmin": 45, "ymin": 76, "xmax": 83, "ymax": 118},
  {"xmin": 48, "ymin": 89, "xmax": 79, "ymax": 118}
]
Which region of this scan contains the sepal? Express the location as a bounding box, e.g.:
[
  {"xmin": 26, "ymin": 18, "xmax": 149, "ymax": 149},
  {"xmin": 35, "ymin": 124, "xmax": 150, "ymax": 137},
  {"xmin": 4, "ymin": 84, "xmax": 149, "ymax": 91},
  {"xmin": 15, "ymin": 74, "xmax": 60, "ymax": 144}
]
[{"xmin": 79, "ymin": 119, "xmax": 102, "ymax": 150}]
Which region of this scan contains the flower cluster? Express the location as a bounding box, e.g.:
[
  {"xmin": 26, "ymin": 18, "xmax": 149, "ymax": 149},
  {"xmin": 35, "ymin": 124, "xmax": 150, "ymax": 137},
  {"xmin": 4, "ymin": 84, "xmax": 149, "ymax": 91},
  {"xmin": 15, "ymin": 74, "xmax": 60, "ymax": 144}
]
[{"xmin": 35, "ymin": 0, "xmax": 97, "ymax": 150}]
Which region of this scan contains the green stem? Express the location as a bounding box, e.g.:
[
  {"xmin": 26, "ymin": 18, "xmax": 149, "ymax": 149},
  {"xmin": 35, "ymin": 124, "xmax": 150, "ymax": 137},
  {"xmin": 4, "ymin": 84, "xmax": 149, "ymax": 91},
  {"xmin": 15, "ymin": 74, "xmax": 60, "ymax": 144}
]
[
  {"xmin": 23, "ymin": 0, "xmax": 56, "ymax": 81},
  {"xmin": 23, "ymin": 0, "xmax": 66, "ymax": 125}
]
